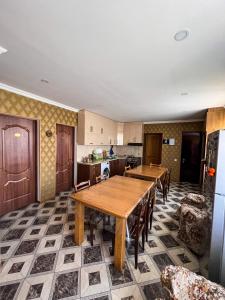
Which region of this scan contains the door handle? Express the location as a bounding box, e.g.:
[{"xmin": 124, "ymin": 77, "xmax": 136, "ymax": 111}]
[{"xmin": 182, "ymin": 158, "xmax": 186, "ymax": 164}]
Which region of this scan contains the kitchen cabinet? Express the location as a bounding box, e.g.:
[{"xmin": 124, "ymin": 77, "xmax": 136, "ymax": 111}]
[
  {"xmin": 78, "ymin": 110, "xmax": 143, "ymax": 146},
  {"xmin": 117, "ymin": 158, "xmax": 126, "ymax": 175},
  {"xmin": 109, "ymin": 158, "xmax": 126, "ymax": 177},
  {"xmin": 123, "ymin": 122, "xmax": 143, "ymax": 145},
  {"xmin": 206, "ymin": 107, "xmax": 225, "ymax": 134},
  {"xmin": 78, "ymin": 110, "xmax": 117, "ymax": 145},
  {"xmin": 117, "ymin": 123, "xmax": 124, "ymax": 145},
  {"xmin": 109, "ymin": 159, "xmax": 119, "ymax": 177},
  {"xmin": 78, "ymin": 158, "xmax": 127, "ymax": 184},
  {"xmin": 77, "ymin": 163, "xmax": 101, "ymax": 185}
]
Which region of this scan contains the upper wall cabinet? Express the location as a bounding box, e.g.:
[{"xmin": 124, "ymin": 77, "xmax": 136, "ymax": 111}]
[
  {"xmin": 206, "ymin": 107, "xmax": 225, "ymax": 134},
  {"xmin": 116, "ymin": 123, "xmax": 124, "ymax": 145},
  {"xmin": 123, "ymin": 122, "xmax": 143, "ymax": 144},
  {"xmin": 78, "ymin": 110, "xmax": 143, "ymax": 145},
  {"xmin": 77, "ymin": 110, "xmax": 117, "ymax": 145}
]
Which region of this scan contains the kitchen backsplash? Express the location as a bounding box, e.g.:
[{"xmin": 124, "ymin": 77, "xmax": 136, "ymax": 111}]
[
  {"xmin": 115, "ymin": 145, "xmax": 143, "ymax": 157},
  {"xmin": 77, "ymin": 145, "xmax": 110, "ymax": 162},
  {"xmin": 77, "ymin": 145, "xmax": 143, "ymax": 162}
]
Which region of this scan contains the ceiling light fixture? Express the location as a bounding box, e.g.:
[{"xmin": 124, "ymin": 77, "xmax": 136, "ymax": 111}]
[
  {"xmin": 174, "ymin": 30, "xmax": 189, "ymax": 41},
  {"xmin": 40, "ymin": 79, "xmax": 49, "ymax": 84},
  {"xmin": 0, "ymin": 46, "xmax": 8, "ymax": 55}
]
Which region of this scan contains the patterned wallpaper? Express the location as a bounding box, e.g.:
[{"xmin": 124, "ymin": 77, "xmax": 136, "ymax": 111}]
[
  {"xmin": 0, "ymin": 89, "xmax": 77, "ymax": 201},
  {"xmin": 144, "ymin": 122, "xmax": 204, "ymax": 181}
]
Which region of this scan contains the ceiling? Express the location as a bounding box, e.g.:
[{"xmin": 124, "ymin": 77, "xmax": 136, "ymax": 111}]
[{"xmin": 0, "ymin": 0, "xmax": 225, "ymax": 122}]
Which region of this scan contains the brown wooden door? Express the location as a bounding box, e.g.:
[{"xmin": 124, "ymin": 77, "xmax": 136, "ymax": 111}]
[
  {"xmin": 56, "ymin": 124, "xmax": 74, "ymax": 194},
  {"xmin": 180, "ymin": 132, "xmax": 203, "ymax": 183},
  {"xmin": 0, "ymin": 114, "xmax": 36, "ymax": 216},
  {"xmin": 144, "ymin": 133, "xmax": 162, "ymax": 165}
]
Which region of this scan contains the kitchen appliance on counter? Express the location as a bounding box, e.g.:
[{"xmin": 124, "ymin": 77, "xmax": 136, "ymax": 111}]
[
  {"xmin": 126, "ymin": 155, "xmax": 142, "ymax": 168},
  {"xmin": 203, "ymin": 129, "xmax": 225, "ymax": 285},
  {"xmin": 101, "ymin": 161, "xmax": 110, "ymax": 178}
]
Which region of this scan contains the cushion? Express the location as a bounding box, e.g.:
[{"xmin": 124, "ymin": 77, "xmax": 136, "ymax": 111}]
[{"xmin": 161, "ymin": 265, "xmax": 225, "ymax": 300}]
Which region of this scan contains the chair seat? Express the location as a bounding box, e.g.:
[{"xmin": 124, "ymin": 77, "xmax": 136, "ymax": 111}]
[
  {"xmin": 178, "ymin": 204, "xmax": 210, "ymax": 255},
  {"xmin": 182, "ymin": 193, "xmax": 206, "ymax": 209},
  {"xmin": 161, "ymin": 265, "xmax": 225, "ymax": 300},
  {"xmin": 176, "ymin": 193, "xmax": 207, "ymax": 218}
]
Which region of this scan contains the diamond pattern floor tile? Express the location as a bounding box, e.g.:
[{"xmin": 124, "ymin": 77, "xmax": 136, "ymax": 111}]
[{"xmin": 0, "ymin": 182, "xmax": 202, "ymax": 299}]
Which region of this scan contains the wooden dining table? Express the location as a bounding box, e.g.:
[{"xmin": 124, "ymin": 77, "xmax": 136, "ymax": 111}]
[
  {"xmin": 70, "ymin": 175, "xmax": 154, "ymax": 271},
  {"xmin": 125, "ymin": 164, "xmax": 168, "ymax": 183}
]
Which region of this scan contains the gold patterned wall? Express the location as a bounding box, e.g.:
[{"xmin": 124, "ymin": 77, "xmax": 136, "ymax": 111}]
[
  {"xmin": 144, "ymin": 122, "xmax": 204, "ymax": 181},
  {"xmin": 0, "ymin": 89, "xmax": 77, "ymax": 201}
]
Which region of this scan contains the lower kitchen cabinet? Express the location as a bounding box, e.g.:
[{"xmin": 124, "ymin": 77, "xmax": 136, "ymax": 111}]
[
  {"xmin": 109, "ymin": 159, "xmax": 119, "ymax": 177},
  {"xmin": 77, "ymin": 163, "xmax": 101, "ymax": 185},
  {"xmin": 109, "ymin": 158, "xmax": 126, "ymax": 177},
  {"xmin": 118, "ymin": 158, "xmax": 126, "ymax": 176},
  {"xmin": 77, "ymin": 158, "xmax": 127, "ymax": 185}
]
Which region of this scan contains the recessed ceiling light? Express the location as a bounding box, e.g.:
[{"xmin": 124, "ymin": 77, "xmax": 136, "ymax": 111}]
[
  {"xmin": 174, "ymin": 30, "xmax": 189, "ymax": 41},
  {"xmin": 40, "ymin": 79, "xmax": 49, "ymax": 84},
  {"xmin": 181, "ymin": 92, "xmax": 188, "ymax": 96},
  {"xmin": 0, "ymin": 46, "xmax": 8, "ymax": 55}
]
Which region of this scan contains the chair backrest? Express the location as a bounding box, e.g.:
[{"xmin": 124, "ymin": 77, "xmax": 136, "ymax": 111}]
[
  {"xmin": 128, "ymin": 194, "xmax": 149, "ymax": 237},
  {"xmin": 150, "ymin": 163, "xmax": 162, "ymax": 167},
  {"xmin": 124, "ymin": 165, "xmax": 131, "ymax": 176},
  {"xmin": 168, "ymin": 168, "xmax": 172, "ymax": 182},
  {"xmin": 149, "ymin": 186, "xmax": 156, "ymax": 209},
  {"xmin": 136, "ymin": 195, "xmax": 149, "ymax": 231},
  {"xmin": 96, "ymin": 175, "xmax": 107, "ymax": 184},
  {"xmin": 75, "ymin": 180, "xmax": 91, "ymax": 192},
  {"xmin": 163, "ymin": 169, "xmax": 170, "ymax": 188},
  {"xmin": 125, "ymin": 165, "xmax": 131, "ymax": 171}
]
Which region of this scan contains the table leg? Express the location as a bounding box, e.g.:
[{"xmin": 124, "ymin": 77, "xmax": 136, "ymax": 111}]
[
  {"xmin": 114, "ymin": 217, "xmax": 126, "ymax": 271},
  {"xmin": 74, "ymin": 202, "xmax": 84, "ymax": 245}
]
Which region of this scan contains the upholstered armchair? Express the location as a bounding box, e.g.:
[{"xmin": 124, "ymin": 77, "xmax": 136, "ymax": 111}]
[
  {"xmin": 161, "ymin": 265, "xmax": 225, "ymax": 300},
  {"xmin": 177, "ymin": 204, "xmax": 210, "ymax": 255},
  {"xmin": 176, "ymin": 193, "xmax": 207, "ymax": 218}
]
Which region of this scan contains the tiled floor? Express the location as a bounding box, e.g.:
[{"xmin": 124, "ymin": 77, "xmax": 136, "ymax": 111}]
[{"xmin": 0, "ymin": 182, "xmax": 202, "ymax": 300}]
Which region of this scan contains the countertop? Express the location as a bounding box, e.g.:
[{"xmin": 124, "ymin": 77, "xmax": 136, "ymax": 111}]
[{"xmin": 77, "ymin": 156, "xmax": 127, "ymax": 165}]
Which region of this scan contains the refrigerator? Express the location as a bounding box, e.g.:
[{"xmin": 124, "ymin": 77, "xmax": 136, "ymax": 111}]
[{"xmin": 204, "ymin": 129, "xmax": 225, "ymax": 285}]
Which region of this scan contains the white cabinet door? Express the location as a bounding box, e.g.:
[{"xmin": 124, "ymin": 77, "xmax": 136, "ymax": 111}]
[
  {"xmin": 117, "ymin": 123, "xmax": 124, "ymax": 145},
  {"xmin": 123, "ymin": 122, "xmax": 143, "ymax": 144}
]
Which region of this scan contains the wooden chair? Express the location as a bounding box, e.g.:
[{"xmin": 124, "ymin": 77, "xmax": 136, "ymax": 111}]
[
  {"xmin": 145, "ymin": 186, "xmax": 156, "ymax": 241},
  {"xmin": 95, "ymin": 175, "xmax": 107, "ymax": 184},
  {"xmin": 96, "ymin": 175, "xmax": 110, "ymax": 225},
  {"xmin": 75, "ymin": 180, "xmax": 104, "ymax": 246},
  {"xmin": 150, "ymin": 163, "xmax": 162, "ymax": 167},
  {"xmin": 111, "ymin": 195, "xmax": 149, "ymax": 269},
  {"xmin": 162, "ymin": 170, "xmax": 170, "ymax": 203},
  {"xmin": 167, "ymin": 168, "xmax": 172, "ymax": 192},
  {"xmin": 124, "ymin": 165, "xmax": 131, "ymax": 176},
  {"xmin": 75, "ymin": 180, "xmax": 91, "ymax": 192}
]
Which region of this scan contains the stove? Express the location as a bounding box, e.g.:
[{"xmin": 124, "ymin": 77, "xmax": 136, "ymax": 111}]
[{"xmin": 126, "ymin": 156, "xmax": 142, "ymax": 168}]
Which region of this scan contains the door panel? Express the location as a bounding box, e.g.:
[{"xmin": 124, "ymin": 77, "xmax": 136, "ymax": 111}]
[
  {"xmin": 0, "ymin": 115, "xmax": 36, "ymax": 216},
  {"xmin": 180, "ymin": 132, "xmax": 202, "ymax": 183},
  {"xmin": 56, "ymin": 124, "xmax": 74, "ymax": 193},
  {"xmin": 144, "ymin": 133, "xmax": 162, "ymax": 165}
]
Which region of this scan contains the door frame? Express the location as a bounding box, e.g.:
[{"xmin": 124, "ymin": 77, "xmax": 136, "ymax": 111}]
[
  {"xmin": 143, "ymin": 133, "xmax": 163, "ymax": 164},
  {"xmin": 180, "ymin": 131, "xmax": 203, "ymax": 183},
  {"xmin": 0, "ymin": 113, "xmax": 39, "ymax": 202},
  {"xmin": 55, "ymin": 123, "xmax": 76, "ymax": 194}
]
